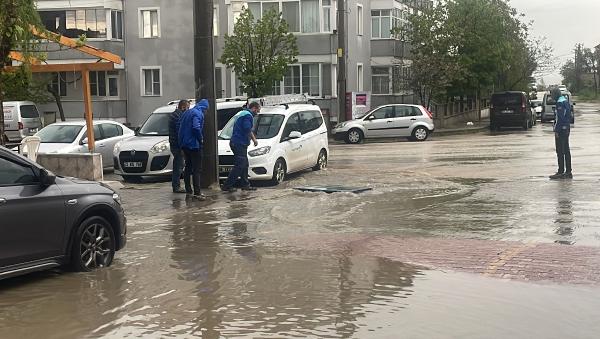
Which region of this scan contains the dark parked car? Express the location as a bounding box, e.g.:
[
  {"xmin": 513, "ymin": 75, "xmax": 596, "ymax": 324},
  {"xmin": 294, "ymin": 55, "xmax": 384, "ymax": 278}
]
[
  {"xmin": 0, "ymin": 146, "xmax": 126, "ymax": 280},
  {"xmin": 490, "ymin": 91, "xmax": 535, "ymax": 130}
]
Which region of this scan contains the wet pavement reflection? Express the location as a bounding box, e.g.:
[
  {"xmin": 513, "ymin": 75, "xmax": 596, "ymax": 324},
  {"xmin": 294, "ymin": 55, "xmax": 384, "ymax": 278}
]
[{"xmin": 1, "ymin": 102, "xmax": 600, "ymax": 338}]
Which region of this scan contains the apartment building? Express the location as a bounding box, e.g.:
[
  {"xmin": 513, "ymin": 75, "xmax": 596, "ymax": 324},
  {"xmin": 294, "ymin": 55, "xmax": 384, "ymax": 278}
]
[
  {"xmin": 35, "ymin": 0, "xmax": 127, "ymax": 122},
  {"xmin": 33, "ymin": 1, "xmax": 429, "ymax": 126}
]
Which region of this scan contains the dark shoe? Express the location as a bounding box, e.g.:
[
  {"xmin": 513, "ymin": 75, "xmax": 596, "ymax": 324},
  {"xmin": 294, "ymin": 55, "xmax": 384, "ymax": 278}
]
[
  {"xmin": 549, "ymin": 173, "xmax": 564, "ymax": 180},
  {"xmin": 173, "ymin": 188, "xmax": 187, "ymax": 194},
  {"xmin": 563, "ymin": 172, "xmax": 573, "ymax": 179},
  {"xmin": 221, "ymin": 185, "xmax": 237, "ymax": 193},
  {"xmin": 241, "ymin": 186, "xmax": 257, "ymax": 191}
]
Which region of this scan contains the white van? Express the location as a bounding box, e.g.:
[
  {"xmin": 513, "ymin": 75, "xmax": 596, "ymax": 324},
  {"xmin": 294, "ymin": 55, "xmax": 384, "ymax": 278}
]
[
  {"xmin": 2, "ymin": 101, "xmax": 43, "ymax": 142},
  {"xmin": 114, "ymin": 100, "xmax": 246, "ymax": 181},
  {"xmin": 218, "ymin": 103, "xmax": 329, "ymax": 185}
]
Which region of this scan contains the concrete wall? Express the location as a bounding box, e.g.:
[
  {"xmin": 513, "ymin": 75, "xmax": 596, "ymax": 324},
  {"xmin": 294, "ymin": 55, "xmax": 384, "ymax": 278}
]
[{"xmin": 37, "ymin": 153, "xmax": 103, "ymax": 181}]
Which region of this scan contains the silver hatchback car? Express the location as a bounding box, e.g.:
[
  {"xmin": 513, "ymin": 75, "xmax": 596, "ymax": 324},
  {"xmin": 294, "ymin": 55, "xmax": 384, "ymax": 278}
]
[{"xmin": 332, "ymin": 104, "xmax": 435, "ymax": 143}]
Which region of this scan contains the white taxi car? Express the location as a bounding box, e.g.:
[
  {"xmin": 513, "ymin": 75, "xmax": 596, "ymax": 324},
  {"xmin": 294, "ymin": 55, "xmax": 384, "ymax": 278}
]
[
  {"xmin": 114, "ymin": 100, "xmax": 245, "ymax": 182},
  {"xmin": 218, "ymin": 103, "xmax": 329, "ymax": 185}
]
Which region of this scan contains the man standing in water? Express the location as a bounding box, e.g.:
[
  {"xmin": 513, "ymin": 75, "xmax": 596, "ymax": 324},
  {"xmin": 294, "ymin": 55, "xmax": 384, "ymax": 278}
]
[
  {"xmin": 549, "ymin": 87, "xmax": 573, "ymax": 179},
  {"xmin": 169, "ymin": 100, "xmax": 189, "ymax": 193},
  {"xmin": 179, "ymin": 99, "xmax": 209, "ymax": 199},
  {"xmin": 221, "ymin": 102, "xmax": 260, "ymax": 192}
]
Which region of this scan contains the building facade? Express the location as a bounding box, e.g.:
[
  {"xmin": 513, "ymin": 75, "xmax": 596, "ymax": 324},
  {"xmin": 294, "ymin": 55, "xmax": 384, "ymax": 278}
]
[
  {"xmin": 35, "ymin": 0, "xmax": 127, "ymax": 123},
  {"xmin": 34, "ymin": 0, "xmax": 429, "ymax": 126}
]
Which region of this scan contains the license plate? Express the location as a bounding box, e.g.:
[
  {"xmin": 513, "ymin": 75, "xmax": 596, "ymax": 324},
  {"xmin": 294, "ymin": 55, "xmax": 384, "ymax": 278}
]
[
  {"xmin": 29, "ymin": 128, "xmax": 38, "ymax": 133},
  {"xmin": 124, "ymin": 162, "xmax": 143, "ymax": 168},
  {"xmin": 219, "ymin": 166, "xmax": 233, "ymax": 173},
  {"xmin": 501, "ymin": 109, "xmax": 514, "ymax": 114}
]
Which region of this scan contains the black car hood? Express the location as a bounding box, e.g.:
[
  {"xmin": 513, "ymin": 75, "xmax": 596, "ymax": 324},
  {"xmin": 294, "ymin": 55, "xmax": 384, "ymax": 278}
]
[{"xmin": 55, "ymin": 177, "xmax": 114, "ymax": 195}]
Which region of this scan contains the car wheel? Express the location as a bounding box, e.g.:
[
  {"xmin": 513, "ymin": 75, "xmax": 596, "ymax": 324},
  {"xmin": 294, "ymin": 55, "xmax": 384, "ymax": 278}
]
[
  {"xmin": 523, "ymin": 119, "xmax": 529, "ymax": 130},
  {"xmin": 271, "ymin": 159, "xmax": 287, "ymax": 185},
  {"xmin": 489, "ymin": 123, "xmax": 496, "ymax": 131},
  {"xmin": 346, "ymin": 129, "xmax": 363, "ymax": 144},
  {"xmin": 312, "ymin": 149, "xmax": 328, "ymax": 171},
  {"xmin": 122, "ymin": 175, "xmax": 142, "ymax": 183},
  {"xmin": 412, "ymin": 126, "xmax": 429, "ymax": 141},
  {"xmin": 71, "ymin": 216, "xmax": 115, "ymax": 272}
]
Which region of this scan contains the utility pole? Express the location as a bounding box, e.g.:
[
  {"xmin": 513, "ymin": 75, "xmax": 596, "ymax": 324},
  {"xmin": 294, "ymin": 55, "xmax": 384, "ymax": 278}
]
[
  {"xmin": 193, "ymin": 0, "xmax": 218, "ymax": 188},
  {"xmin": 337, "ymin": 0, "xmax": 347, "ymax": 123}
]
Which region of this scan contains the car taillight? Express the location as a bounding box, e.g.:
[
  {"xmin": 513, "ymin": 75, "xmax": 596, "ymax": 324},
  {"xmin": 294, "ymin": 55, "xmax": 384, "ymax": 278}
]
[
  {"xmin": 424, "ymin": 108, "xmax": 433, "ymax": 119},
  {"xmin": 18, "ymin": 122, "xmax": 23, "ymax": 130},
  {"xmin": 521, "ymin": 102, "xmax": 526, "ymax": 113}
]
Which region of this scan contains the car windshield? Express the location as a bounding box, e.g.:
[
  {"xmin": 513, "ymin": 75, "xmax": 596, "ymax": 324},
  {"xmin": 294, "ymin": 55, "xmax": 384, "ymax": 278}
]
[
  {"xmin": 219, "ymin": 114, "xmax": 285, "ymax": 140},
  {"xmin": 492, "ymin": 94, "xmax": 522, "ymax": 106},
  {"xmin": 36, "ymin": 124, "xmax": 83, "ymax": 143},
  {"xmin": 139, "ymin": 113, "xmax": 169, "ymax": 136}
]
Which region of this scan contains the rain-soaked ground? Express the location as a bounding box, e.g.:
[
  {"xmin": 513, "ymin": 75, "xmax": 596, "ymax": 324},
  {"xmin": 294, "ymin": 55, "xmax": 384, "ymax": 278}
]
[{"xmin": 2, "ymin": 102, "xmax": 600, "ymax": 338}]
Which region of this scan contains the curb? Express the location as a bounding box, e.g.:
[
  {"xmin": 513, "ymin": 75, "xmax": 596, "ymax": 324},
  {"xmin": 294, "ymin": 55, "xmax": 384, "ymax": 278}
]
[{"xmin": 433, "ymin": 125, "xmax": 490, "ymax": 137}]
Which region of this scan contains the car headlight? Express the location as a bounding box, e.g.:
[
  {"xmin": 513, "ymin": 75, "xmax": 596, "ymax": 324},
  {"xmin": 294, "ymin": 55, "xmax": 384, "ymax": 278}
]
[
  {"xmin": 248, "ymin": 146, "xmax": 271, "ymax": 157},
  {"xmin": 112, "ymin": 193, "xmax": 122, "ymax": 204},
  {"xmin": 113, "ymin": 140, "xmax": 123, "ymax": 155},
  {"xmin": 336, "ymin": 122, "xmax": 348, "ymax": 129},
  {"xmin": 150, "ymin": 140, "xmax": 170, "ymax": 154}
]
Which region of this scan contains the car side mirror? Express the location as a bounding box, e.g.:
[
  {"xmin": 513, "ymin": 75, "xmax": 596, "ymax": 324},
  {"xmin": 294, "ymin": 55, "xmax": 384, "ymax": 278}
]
[
  {"xmin": 288, "ymin": 131, "xmax": 302, "ymax": 139},
  {"xmin": 135, "ymin": 127, "xmax": 141, "ymax": 135},
  {"xmin": 80, "ymin": 137, "xmax": 88, "ymax": 145},
  {"xmin": 40, "ymin": 169, "xmax": 56, "ymax": 186}
]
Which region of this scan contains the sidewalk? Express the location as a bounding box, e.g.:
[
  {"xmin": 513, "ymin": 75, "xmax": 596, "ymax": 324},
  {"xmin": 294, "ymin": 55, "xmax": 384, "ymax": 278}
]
[{"xmin": 433, "ymin": 118, "xmax": 490, "ymax": 137}]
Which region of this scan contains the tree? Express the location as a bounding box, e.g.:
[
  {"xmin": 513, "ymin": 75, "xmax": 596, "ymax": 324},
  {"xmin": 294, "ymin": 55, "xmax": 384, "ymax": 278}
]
[
  {"xmin": 220, "ymin": 8, "xmax": 298, "ymax": 98},
  {"xmin": 0, "ymin": 0, "xmax": 42, "ymax": 145}
]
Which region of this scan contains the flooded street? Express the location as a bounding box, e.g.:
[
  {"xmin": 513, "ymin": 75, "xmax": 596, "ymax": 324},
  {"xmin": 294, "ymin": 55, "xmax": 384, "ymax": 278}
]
[{"xmin": 2, "ymin": 102, "xmax": 600, "ymax": 338}]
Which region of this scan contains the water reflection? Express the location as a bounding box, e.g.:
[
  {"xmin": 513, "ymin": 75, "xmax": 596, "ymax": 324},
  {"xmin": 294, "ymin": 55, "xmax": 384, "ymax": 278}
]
[{"xmin": 554, "ymin": 182, "xmax": 575, "ymax": 245}]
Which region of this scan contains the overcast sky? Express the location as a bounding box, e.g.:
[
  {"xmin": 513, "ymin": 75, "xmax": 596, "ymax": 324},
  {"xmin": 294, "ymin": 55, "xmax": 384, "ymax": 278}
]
[{"xmin": 508, "ymin": 0, "xmax": 600, "ymax": 84}]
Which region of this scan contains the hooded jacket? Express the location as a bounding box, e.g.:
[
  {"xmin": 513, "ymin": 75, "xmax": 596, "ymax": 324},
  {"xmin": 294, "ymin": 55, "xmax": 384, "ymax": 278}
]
[
  {"xmin": 168, "ymin": 108, "xmax": 184, "ymax": 149},
  {"xmin": 553, "ymin": 95, "xmax": 571, "ymax": 132},
  {"xmin": 178, "ymin": 99, "xmax": 208, "ymax": 150}
]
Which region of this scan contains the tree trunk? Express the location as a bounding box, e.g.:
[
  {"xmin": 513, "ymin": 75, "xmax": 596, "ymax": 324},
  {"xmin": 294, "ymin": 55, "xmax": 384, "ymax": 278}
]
[{"xmin": 47, "ymin": 85, "xmax": 66, "ymax": 121}]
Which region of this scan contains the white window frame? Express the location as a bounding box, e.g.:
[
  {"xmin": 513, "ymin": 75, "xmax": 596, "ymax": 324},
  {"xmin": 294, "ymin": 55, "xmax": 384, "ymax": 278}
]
[
  {"xmin": 357, "ymin": 4, "xmax": 364, "ymax": 36},
  {"xmin": 107, "ymin": 71, "xmax": 119, "ymax": 98},
  {"xmin": 357, "ymin": 63, "xmax": 364, "ymax": 91},
  {"xmin": 111, "ymin": 10, "xmax": 124, "ymax": 40},
  {"xmin": 138, "ymin": 7, "xmax": 161, "ymax": 39},
  {"xmin": 243, "ymin": 1, "xmax": 335, "ymax": 34},
  {"xmin": 140, "ymin": 66, "xmax": 163, "ymax": 97},
  {"xmin": 372, "ymin": 66, "xmax": 392, "ymax": 95},
  {"xmin": 213, "ymin": 5, "xmax": 219, "ymax": 36},
  {"xmin": 273, "ymin": 63, "xmax": 324, "ymax": 97}
]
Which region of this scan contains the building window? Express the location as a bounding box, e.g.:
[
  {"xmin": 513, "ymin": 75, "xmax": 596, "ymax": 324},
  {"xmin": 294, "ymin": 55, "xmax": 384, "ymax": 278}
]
[
  {"xmin": 139, "ymin": 8, "xmax": 160, "ymax": 38},
  {"xmin": 357, "ymin": 4, "xmax": 364, "ymax": 36},
  {"xmin": 213, "ymin": 5, "xmax": 219, "ymax": 36},
  {"xmin": 302, "ymin": 64, "xmax": 320, "ymax": 96},
  {"xmin": 357, "ymin": 64, "xmax": 363, "ymax": 91},
  {"xmin": 372, "ymin": 67, "xmax": 391, "ymax": 94},
  {"xmin": 301, "ymin": 0, "xmax": 320, "ymax": 33},
  {"xmin": 215, "ymin": 67, "xmax": 223, "ymax": 99},
  {"xmin": 322, "ymin": 0, "xmax": 332, "ymax": 32},
  {"xmin": 141, "ymin": 67, "xmax": 162, "ymax": 96},
  {"xmin": 107, "ymin": 71, "xmax": 119, "ymax": 97},
  {"xmin": 50, "ymin": 72, "xmax": 67, "ymax": 97},
  {"xmin": 111, "ymin": 10, "xmax": 123, "ymax": 40},
  {"xmin": 284, "ymin": 65, "xmax": 301, "ymax": 94},
  {"xmin": 39, "ymin": 9, "xmax": 106, "ymax": 39},
  {"xmin": 282, "ymin": 2, "xmax": 300, "ymax": 32},
  {"xmin": 372, "ymin": 9, "xmax": 406, "ymax": 39},
  {"xmin": 89, "ymin": 71, "xmax": 106, "ymax": 97}
]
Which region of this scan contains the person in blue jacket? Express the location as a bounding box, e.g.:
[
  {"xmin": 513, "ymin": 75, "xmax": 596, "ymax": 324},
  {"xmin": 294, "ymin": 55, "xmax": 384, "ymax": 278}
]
[
  {"xmin": 549, "ymin": 88, "xmax": 573, "ymax": 179},
  {"xmin": 178, "ymin": 99, "xmax": 208, "ymax": 199},
  {"xmin": 221, "ymin": 101, "xmax": 260, "ymax": 192},
  {"xmin": 169, "ymin": 100, "xmax": 189, "ymax": 193}
]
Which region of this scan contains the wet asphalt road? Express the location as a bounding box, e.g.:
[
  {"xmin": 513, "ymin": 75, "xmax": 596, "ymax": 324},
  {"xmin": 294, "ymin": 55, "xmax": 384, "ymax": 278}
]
[{"xmin": 1, "ymin": 101, "xmax": 600, "ymax": 338}]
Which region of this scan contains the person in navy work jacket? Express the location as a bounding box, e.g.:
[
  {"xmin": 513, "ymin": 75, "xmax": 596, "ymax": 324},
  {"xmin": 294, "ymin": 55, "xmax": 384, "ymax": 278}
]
[
  {"xmin": 178, "ymin": 99, "xmax": 209, "ymax": 199},
  {"xmin": 168, "ymin": 100, "xmax": 189, "ymax": 193},
  {"xmin": 221, "ymin": 101, "xmax": 260, "ymax": 192},
  {"xmin": 549, "ymin": 88, "xmax": 573, "ymax": 180}
]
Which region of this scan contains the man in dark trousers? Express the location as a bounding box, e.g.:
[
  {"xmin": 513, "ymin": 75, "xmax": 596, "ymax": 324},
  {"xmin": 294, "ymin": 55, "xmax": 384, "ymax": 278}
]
[
  {"xmin": 549, "ymin": 88, "xmax": 573, "ymax": 179},
  {"xmin": 178, "ymin": 99, "xmax": 209, "ymax": 200},
  {"xmin": 169, "ymin": 100, "xmax": 189, "ymax": 193},
  {"xmin": 221, "ymin": 102, "xmax": 260, "ymax": 192}
]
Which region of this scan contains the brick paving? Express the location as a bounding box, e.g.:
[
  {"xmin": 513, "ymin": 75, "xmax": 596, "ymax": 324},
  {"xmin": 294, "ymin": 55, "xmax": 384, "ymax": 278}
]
[{"xmin": 290, "ymin": 234, "xmax": 600, "ymax": 285}]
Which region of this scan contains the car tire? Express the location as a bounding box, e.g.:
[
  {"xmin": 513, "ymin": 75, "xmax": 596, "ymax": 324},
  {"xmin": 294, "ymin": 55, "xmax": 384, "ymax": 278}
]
[
  {"xmin": 346, "ymin": 129, "xmax": 363, "ymax": 144},
  {"xmin": 523, "ymin": 119, "xmax": 529, "ymax": 130},
  {"xmin": 70, "ymin": 216, "xmax": 115, "ymax": 272},
  {"xmin": 271, "ymin": 158, "xmax": 287, "ymax": 185},
  {"xmin": 412, "ymin": 126, "xmax": 429, "ymax": 141},
  {"xmin": 122, "ymin": 175, "xmax": 142, "ymax": 184},
  {"xmin": 312, "ymin": 149, "xmax": 328, "ymax": 171}
]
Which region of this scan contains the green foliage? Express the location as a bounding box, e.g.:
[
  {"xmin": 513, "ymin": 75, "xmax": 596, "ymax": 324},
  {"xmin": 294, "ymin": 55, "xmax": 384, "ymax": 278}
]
[
  {"xmin": 220, "ymin": 8, "xmax": 298, "ymax": 98},
  {"xmin": 0, "ymin": 67, "xmax": 52, "ymax": 103},
  {"xmin": 402, "ymin": 0, "xmax": 549, "ymax": 106}
]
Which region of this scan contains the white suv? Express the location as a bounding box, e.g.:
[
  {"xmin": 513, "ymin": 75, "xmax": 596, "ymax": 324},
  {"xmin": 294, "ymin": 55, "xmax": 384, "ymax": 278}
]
[
  {"xmin": 218, "ymin": 104, "xmax": 329, "ymax": 184},
  {"xmin": 332, "ymin": 104, "xmax": 435, "ymax": 143}
]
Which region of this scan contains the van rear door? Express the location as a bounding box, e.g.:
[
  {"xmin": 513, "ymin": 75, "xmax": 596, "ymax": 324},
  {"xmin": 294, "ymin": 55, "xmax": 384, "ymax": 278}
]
[
  {"xmin": 18, "ymin": 104, "xmax": 42, "ymax": 136},
  {"xmin": 3, "ymin": 105, "xmax": 17, "ymax": 131},
  {"xmin": 492, "ymin": 93, "xmax": 523, "ymax": 115}
]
